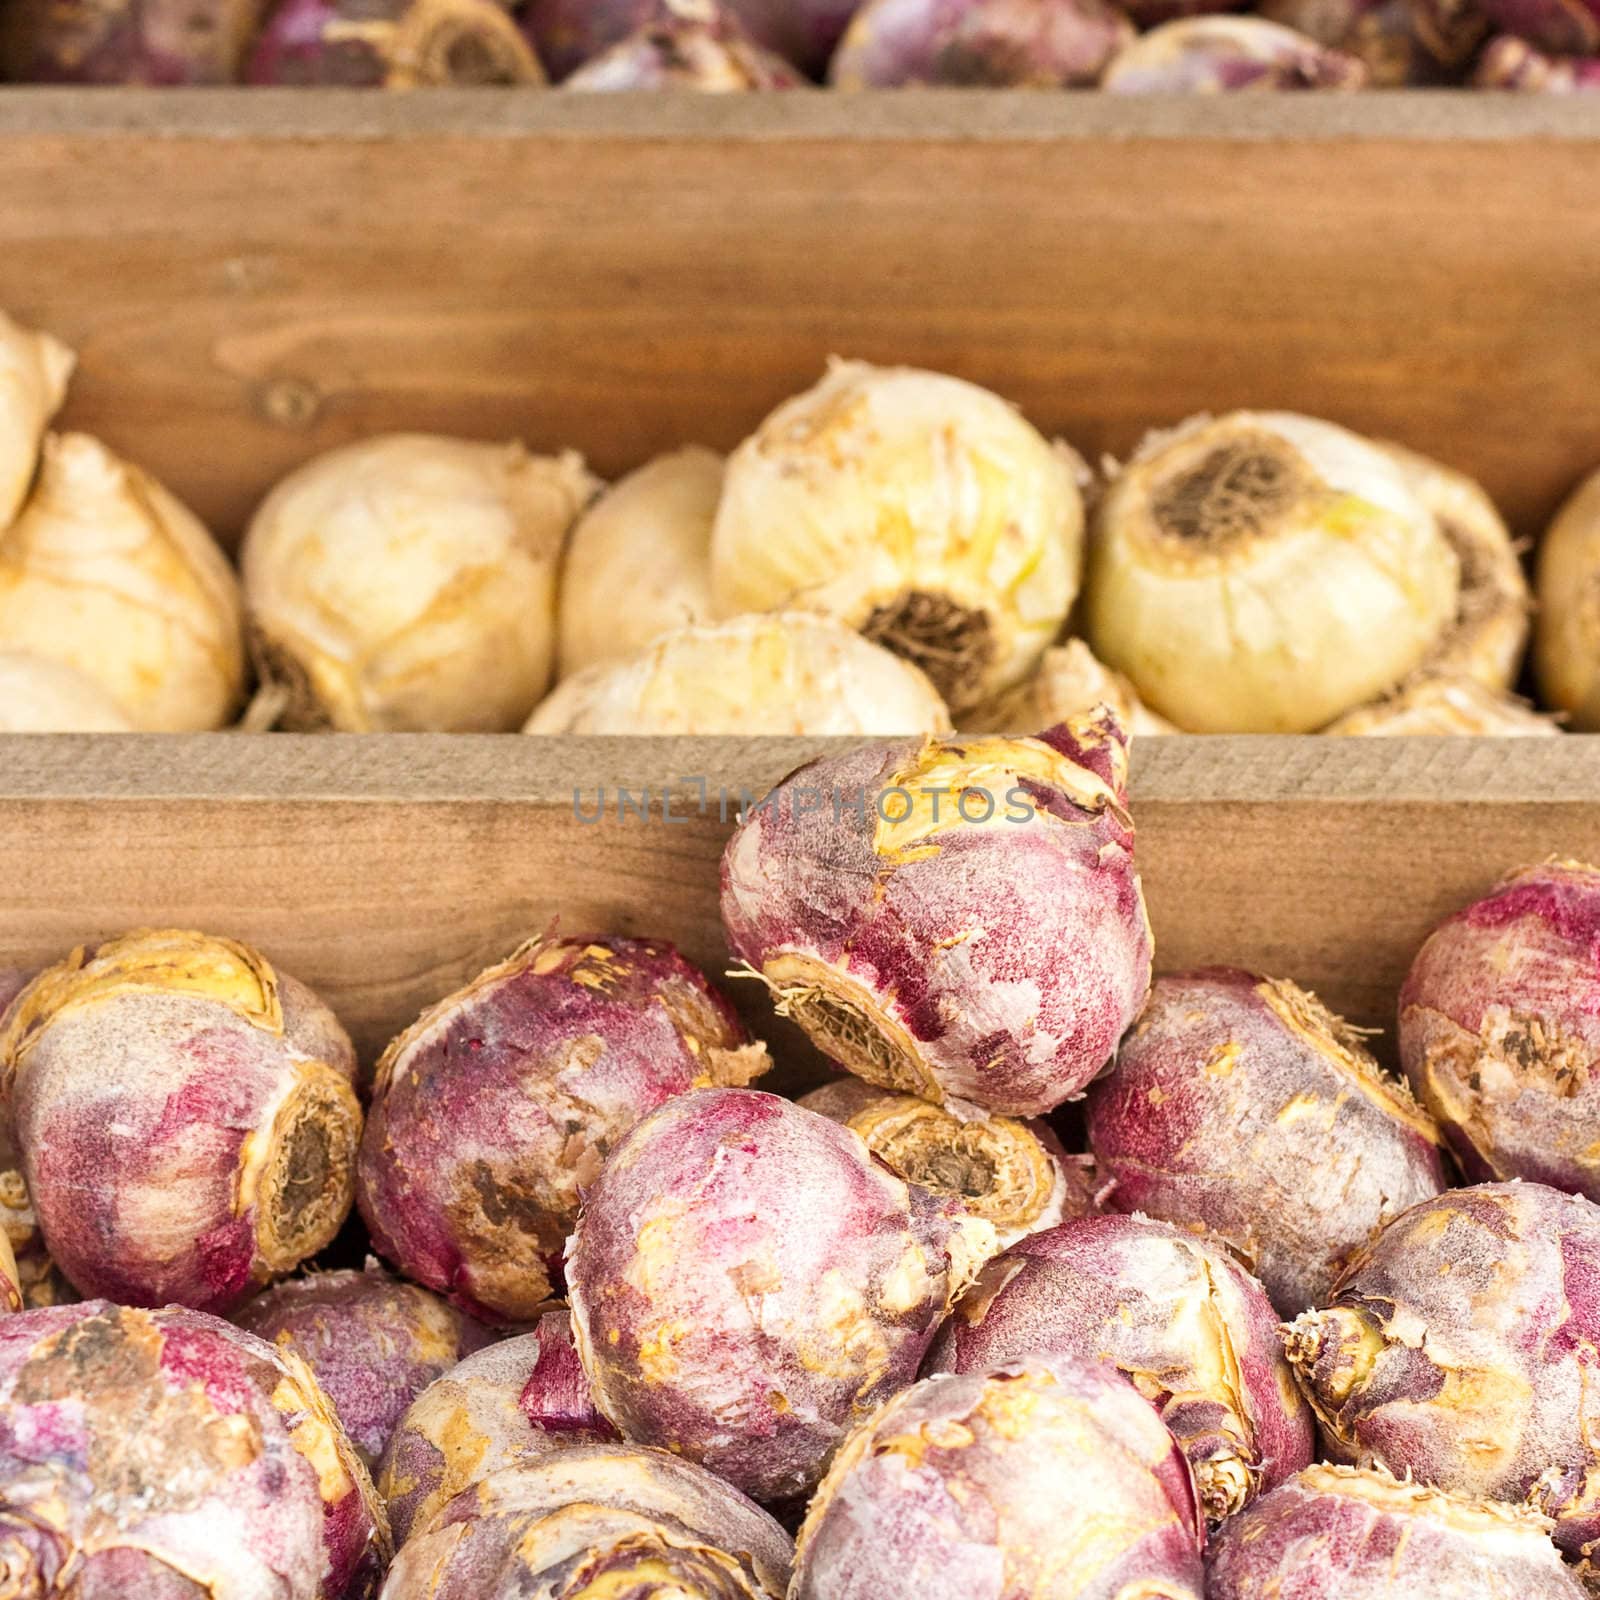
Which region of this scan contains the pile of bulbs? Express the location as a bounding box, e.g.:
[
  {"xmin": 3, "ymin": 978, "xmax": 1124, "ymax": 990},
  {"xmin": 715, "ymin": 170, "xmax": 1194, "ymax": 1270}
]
[
  {"xmin": 4, "ymin": 0, "xmax": 1597, "ymax": 92},
  {"xmin": 6, "ymin": 717, "xmax": 1600, "ymax": 1597},
  {"xmin": 4, "ymin": 303, "xmax": 1600, "ymax": 739}
]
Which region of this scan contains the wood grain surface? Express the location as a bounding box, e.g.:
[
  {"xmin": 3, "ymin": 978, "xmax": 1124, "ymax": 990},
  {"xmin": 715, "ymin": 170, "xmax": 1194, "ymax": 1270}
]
[
  {"xmin": 1, "ymin": 93, "xmax": 1596, "ymax": 545},
  {"xmin": 0, "ymin": 731, "xmax": 1590, "ymax": 1072}
]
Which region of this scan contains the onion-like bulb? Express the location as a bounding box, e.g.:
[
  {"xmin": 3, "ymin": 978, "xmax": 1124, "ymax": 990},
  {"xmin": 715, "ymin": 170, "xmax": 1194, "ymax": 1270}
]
[
  {"xmin": 0, "ymin": 434, "xmax": 244, "ymax": 731},
  {"xmin": 1102, "ymin": 15, "xmax": 1369, "ymax": 88},
  {"xmin": 1324, "ymin": 675, "xmax": 1559, "ymax": 736},
  {"xmin": 1475, "ymin": 34, "xmax": 1600, "ymax": 86},
  {"xmin": 1260, "ymin": 0, "xmax": 1486, "ymax": 83},
  {"xmin": 1082, "ymin": 411, "xmax": 1461, "ymax": 733},
  {"xmin": 1, "ymin": 0, "xmax": 263, "ymax": 84},
  {"xmin": 711, "ymin": 360, "xmax": 1086, "ymax": 714},
  {"xmin": 564, "ymin": 0, "xmax": 806, "ymax": 89},
  {"xmin": 558, "ymin": 446, "xmax": 722, "ymax": 677},
  {"xmin": 1536, "ymin": 466, "xmax": 1600, "ymax": 728},
  {"xmin": 963, "ymin": 637, "xmax": 1176, "ymax": 737},
  {"xmin": 0, "ymin": 312, "xmax": 73, "ymax": 530},
  {"xmin": 0, "ymin": 653, "xmax": 135, "ymax": 732},
  {"xmin": 525, "ymin": 611, "xmax": 952, "ymax": 736},
  {"xmin": 243, "ymin": 434, "xmax": 596, "ymax": 732}
]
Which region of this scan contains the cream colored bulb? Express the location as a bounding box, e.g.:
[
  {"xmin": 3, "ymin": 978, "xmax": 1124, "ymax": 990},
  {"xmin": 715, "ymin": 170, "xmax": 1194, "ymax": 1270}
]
[
  {"xmin": 0, "ymin": 434, "xmax": 244, "ymax": 731},
  {"xmin": 558, "ymin": 446, "xmax": 722, "ymax": 677},
  {"xmin": 243, "ymin": 434, "xmax": 597, "ymax": 732},
  {"xmin": 525, "ymin": 611, "xmax": 952, "ymax": 736},
  {"xmin": 0, "ymin": 312, "xmax": 74, "ymax": 531},
  {"xmin": 711, "ymin": 360, "xmax": 1085, "ymax": 714},
  {"xmin": 962, "ymin": 638, "xmax": 1176, "ymax": 738},
  {"xmin": 1536, "ymin": 466, "xmax": 1600, "ymax": 731},
  {"xmin": 0, "ymin": 653, "xmax": 135, "ymax": 732},
  {"xmin": 1323, "ymin": 675, "xmax": 1558, "ymax": 737},
  {"xmin": 1083, "ymin": 411, "xmax": 1461, "ymax": 734}
]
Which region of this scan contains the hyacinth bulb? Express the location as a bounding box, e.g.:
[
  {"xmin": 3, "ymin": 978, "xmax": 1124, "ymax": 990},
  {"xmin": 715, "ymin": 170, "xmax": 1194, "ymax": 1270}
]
[
  {"xmin": 1208, "ymin": 1464, "xmax": 1586, "ymax": 1600},
  {"xmin": 1478, "ymin": 0, "xmax": 1599, "ymax": 52},
  {"xmin": 1476, "ymin": 33, "xmax": 1600, "ymax": 84},
  {"xmin": 1261, "ymin": 0, "xmax": 1487, "ymax": 82},
  {"xmin": 564, "ymin": 0, "xmax": 806, "ymax": 89},
  {"xmin": 1, "ymin": 0, "xmax": 263, "ymax": 83},
  {"xmin": 1103, "ymin": 16, "xmax": 1370, "ymax": 87},
  {"xmin": 1284, "ymin": 1182, "xmax": 1600, "ymax": 1573},
  {"xmin": 792, "ymin": 1357, "xmax": 1204, "ymax": 1600},
  {"xmin": 711, "ymin": 360, "xmax": 1086, "ymax": 714},
  {"xmin": 1083, "ymin": 412, "xmax": 1458, "ymax": 731},
  {"xmin": 236, "ymin": 1262, "xmax": 496, "ymax": 1469},
  {"xmin": 248, "ymin": 0, "xmax": 546, "ymax": 85},
  {"xmin": 557, "ymin": 446, "xmax": 723, "ymax": 677},
  {"xmin": 928, "ymin": 1214, "xmax": 1315, "ymax": 1521},
  {"xmin": 0, "ymin": 433, "xmax": 245, "ymax": 731},
  {"xmin": 1, "ymin": 929, "xmax": 362, "ymax": 1314},
  {"xmin": 528, "ymin": 610, "xmax": 953, "ymax": 736},
  {"xmin": 242, "ymin": 434, "xmax": 595, "ymax": 732},
  {"xmin": 0, "ymin": 652, "xmax": 136, "ymax": 732},
  {"xmin": 379, "ymin": 1309, "xmax": 615, "ymax": 1546},
  {"xmin": 1537, "ymin": 466, "xmax": 1600, "ymax": 727},
  {"xmin": 962, "ymin": 637, "xmax": 1178, "ymax": 737},
  {"xmin": 0, "ymin": 1300, "xmax": 388, "ymax": 1598},
  {"xmin": 0, "ymin": 310, "xmax": 73, "ymax": 528},
  {"xmin": 799, "ymin": 1077, "xmax": 1095, "ymax": 1247},
  {"xmin": 1398, "ymin": 861, "xmax": 1600, "ymax": 1194},
  {"xmin": 722, "ymin": 710, "xmax": 1152, "ymax": 1117},
  {"xmin": 380, "ymin": 1444, "xmax": 794, "ymax": 1598},
  {"xmin": 1086, "ymin": 968, "xmax": 1446, "ymax": 1314},
  {"xmin": 828, "ymin": 0, "xmax": 1135, "ymax": 87},
  {"xmin": 567, "ymin": 1088, "xmax": 995, "ymax": 1503},
  {"xmin": 1323, "ymin": 674, "xmax": 1558, "ymax": 736},
  {"xmin": 358, "ymin": 935, "xmax": 770, "ymax": 1324}
]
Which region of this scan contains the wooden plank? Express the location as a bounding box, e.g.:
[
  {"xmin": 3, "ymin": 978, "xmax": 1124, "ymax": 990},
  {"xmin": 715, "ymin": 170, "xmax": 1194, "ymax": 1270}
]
[
  {"xmin": 0, "ymin": 94, "xmax": 1595, "ymax": 546},
  {"xmin": 0, "ymin": 732, "xmax": 1593, "ymax": 1070}
]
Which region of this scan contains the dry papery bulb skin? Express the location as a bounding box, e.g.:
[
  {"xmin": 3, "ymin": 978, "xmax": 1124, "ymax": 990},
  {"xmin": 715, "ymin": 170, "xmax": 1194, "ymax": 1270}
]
[
  {"xmin": 0, "ymin": 310, "xmax": 73, "ymax": 528},
  {"xmin": 927, "ymin": 1213, "xmax": 1315, "ymax": 1522},
  {"xmin": 1260, "ymin": 0, "xmax": 1487, "ymax": 82},
  {"xmin": 1083, "ymin": 412, "xmax": 1458, "ymax": 731},
  {"xmin": 721, "ymin": 709, "xmax": 1152, "ymax": 1118},
  {"xmin": 1283, "ymin": 1182, "xmax": 1600, "ymax": 1575},
  {"xmin": 1398, "ymin": 860, "xmax": 1600, "ymax": 1194},
  {"xmin": 1207, "ymin": 1464, "xmax": 1587, "ymax": 1600},
  {"xmin": 798, "ymin": 1077, "xmax": 1097, "ymax": 1247},
  {"xmin": 248, "ymin": 0, "xmax": 546, "ymax": 84},
  {"xmin": 0, "ymin": 1300, "xmax": 389, "ymax": 1600},
  {"xmin": 962, "ymin": 636, "xmax": 1178, "ymax": 737},
  {"xmin": 1537, "ymin": 467, "xmax": 1600, "ymax": 728},
  {"xmin": 0, "ymin": 652, "xmax": 137, "ymax": 732},
  {"xmin": 1102, "ymin": 15, "xmax": 1370, "ymax": 86},
  {"xmin": 358, "ymin": 934, "xmax": 770, "ymax": 1326},
  {"xmin": 0, "ymin": 928, "xmax": 362, "ymax": 1314},
  {"xmin": 792, "ymin": 1356, "xmax": 1204, "ymax": 1600},
  {"xmin": 1323, "ymin": 673, "xmax": 1560, "ymax": 736},
  {"xmin": 0, "ymin": 432, "xmax": 245, "ymax": 731},
  {"xmin": 0, "ymin": 0, "xmax": 262, "ymax": 83},
  {"xmin": 379, "ymin": 1309, "xmax": 616, "ymax": 1547},
  {"xmin": 235, "ymin": 1261, "xmax": 497, "ymax": 1470},
  {"xmin": 242, "ymin": 434, "xmax": 596, "ymax": 732},
  {"xmin": 1378, "ymin": 439, "xmax": 1531, "ymax": 689},
  {"xmin": 557, "ymin": 446, "xmax": 723, "ymax": 678},
  {"xmin": 567, "ymin": 1088, "xmax": 996, "ymax": 1505},
  {"xmin": 380, "ymin": 1444, "xmax": 795, "ymax": 1600},
  {"xmin": 711, "ymin": 360, "xmax": 1086, "ymax": 715},
  {"xmin": 1085, "ymin": 968, "xmax": 1447, "ymax": 1316},
  {"xmin": 564, "ymin": 0, "xmax": 807, "ymax": 89},
  {"xmin": 526, "ymin": 610, "xmax": 953, "ymax": 736},
  {"xmin": 1478, "ymin": 0, "xmax": 1600, "ymax": 52},
  {"xmin": 828, "ymin": 0, "xmax": 1135, "ymax": 88},
  {"xmin": 1476, "ymin": 34, "xmax": 1600, "ymax": 85}
]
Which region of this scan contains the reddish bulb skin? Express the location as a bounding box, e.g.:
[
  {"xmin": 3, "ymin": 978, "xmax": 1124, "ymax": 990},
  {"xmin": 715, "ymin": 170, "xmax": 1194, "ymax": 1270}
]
[
  {"xmin": 792, "ymin": 1357, "xmax": 1204, "ymax": 1600},
  {"xmin": 563, "ymin": 3, "xmax": 805, "ymax": 88},
  {"xmin": 519, "ymin": 0, "xmax": 662, "ymax": 76},
  {"xmin": 725, "ymin": 0, "xmax": 862, "ymax": 70},
  {"xmin": 1475, "ymin": 31, "xmax": 1600, "ymax": 81},
  {"xmin": 0, "ymin": 0, "xmax": 261, "ymax": 83},
  {"xmin": 1400, "ymin": 863, "xmax": 1600, "ymax": 1198},
  {"xmin": 828, "ymin": 0, "xmax": 1135, "ymax": 86},
  {"xmin": 927, "ymin": 1214, "xmax": 1314, "ymax": 1520},
  {"xmin": 1086, "ymin": 967, "xmax": 1447, "ymax": 1315},
  {"xmin": 0, "ymin": 1300, "xmax": 388, "ymax": 1599},
  {"xmin": 236, "ymin": 1263, "xmax": 496, "ymax": 1468},
  {"xmin": 1285, "ymin": 1183, "xmax": 1600, "ymax": 1579},
  {"xmin": 379, "ymin": 1309, "xmax": 616, "ymax": 1546},
  {"xmin": 1261, "ymin": 0, "xmax": 1486, "ymax": 80},
  {"xmin": 357, "ymin": 935, "xmax": 768, "ymax": 1326},
  {"xmin": 1206, "ymin": 1466, "xmax": 1587, "ymax": 1600},
  {"xmin": 721, "ymin": 714, "xmax": 1152, "ymax": 1119},
  {"xmin": 1479, "ymin": 0, "xmax": 1599, "ymax": 50},
  {"xmin": 567, "ymin": 1087, "xmax": 993, "ymax": 1505}
]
